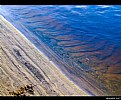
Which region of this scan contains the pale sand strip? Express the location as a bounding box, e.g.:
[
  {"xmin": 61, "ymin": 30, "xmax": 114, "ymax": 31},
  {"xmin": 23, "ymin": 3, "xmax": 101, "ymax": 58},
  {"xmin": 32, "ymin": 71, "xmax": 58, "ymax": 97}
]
[{"xmin": 0, "ymin": 15, "xmax": 88, "ymax": 96}]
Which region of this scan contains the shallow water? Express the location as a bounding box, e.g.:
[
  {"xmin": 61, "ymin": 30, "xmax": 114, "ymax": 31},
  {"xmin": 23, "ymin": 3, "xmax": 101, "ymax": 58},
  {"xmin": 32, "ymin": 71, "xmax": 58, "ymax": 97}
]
[{"xmin": 0, "ymin": 5, "xmax": 121, "ymax": 95}]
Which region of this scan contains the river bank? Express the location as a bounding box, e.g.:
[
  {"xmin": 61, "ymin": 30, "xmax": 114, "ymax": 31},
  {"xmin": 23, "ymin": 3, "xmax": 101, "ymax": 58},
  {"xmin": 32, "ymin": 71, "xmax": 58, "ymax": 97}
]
[{"xmin": 0, "ymin": 15, "xmax": 88, "ymax": 96}]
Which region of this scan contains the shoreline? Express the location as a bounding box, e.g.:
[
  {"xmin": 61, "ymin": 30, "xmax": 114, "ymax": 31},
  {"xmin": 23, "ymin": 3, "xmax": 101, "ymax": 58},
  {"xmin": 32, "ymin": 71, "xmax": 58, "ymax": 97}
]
[{"xmin": 0, "ymin": 15, "xmax": 88, "ymax": 96}]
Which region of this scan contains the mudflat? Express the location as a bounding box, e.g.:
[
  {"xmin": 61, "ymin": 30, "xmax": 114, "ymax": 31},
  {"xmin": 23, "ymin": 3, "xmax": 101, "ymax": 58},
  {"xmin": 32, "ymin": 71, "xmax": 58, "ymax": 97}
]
[{"xmin": 0, "ymin": 15, "xmax": 88, "ymax": 96}]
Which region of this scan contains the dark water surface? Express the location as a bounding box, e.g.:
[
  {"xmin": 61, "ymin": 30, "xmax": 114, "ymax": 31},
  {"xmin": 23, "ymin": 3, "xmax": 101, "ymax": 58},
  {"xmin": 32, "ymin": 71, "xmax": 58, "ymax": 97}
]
[{"xmin": 0, "ymin": 5, "xmax": 121, "ymax": 96}]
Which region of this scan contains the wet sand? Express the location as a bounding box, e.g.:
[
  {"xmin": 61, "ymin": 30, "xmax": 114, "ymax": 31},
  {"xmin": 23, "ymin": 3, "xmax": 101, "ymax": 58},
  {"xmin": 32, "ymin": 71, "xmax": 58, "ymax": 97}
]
[{"xmin": 0, "ymin": 15, "xmax": 88, "ymax": 96}]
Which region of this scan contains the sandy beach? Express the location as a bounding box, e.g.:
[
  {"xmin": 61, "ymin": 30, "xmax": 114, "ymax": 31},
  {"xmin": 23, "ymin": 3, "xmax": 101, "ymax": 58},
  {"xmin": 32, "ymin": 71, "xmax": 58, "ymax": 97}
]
[{"xmin": 0, "ymin": 15, "xmax": 89, "ymax": 96}]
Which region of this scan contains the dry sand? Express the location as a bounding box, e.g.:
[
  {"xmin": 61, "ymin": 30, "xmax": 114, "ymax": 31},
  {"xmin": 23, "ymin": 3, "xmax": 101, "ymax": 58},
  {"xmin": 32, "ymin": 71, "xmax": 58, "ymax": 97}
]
[{"xmin": 0, "ymin": 15, "xmax": 88, "ymax": 96}]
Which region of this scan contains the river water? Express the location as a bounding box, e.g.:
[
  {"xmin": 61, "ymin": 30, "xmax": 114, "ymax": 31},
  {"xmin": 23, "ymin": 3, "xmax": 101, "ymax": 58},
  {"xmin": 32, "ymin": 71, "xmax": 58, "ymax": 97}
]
[{"xmin": 0, "ymin": 5, "xmax": 121, "ymax": 96}]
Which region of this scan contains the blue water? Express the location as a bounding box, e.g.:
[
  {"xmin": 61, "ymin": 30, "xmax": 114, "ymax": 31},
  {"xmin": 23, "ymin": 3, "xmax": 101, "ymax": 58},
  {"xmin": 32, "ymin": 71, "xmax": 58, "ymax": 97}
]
[{"xmin": 0, "ymin": 5, "xmax": 121, "ymax": 95}]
